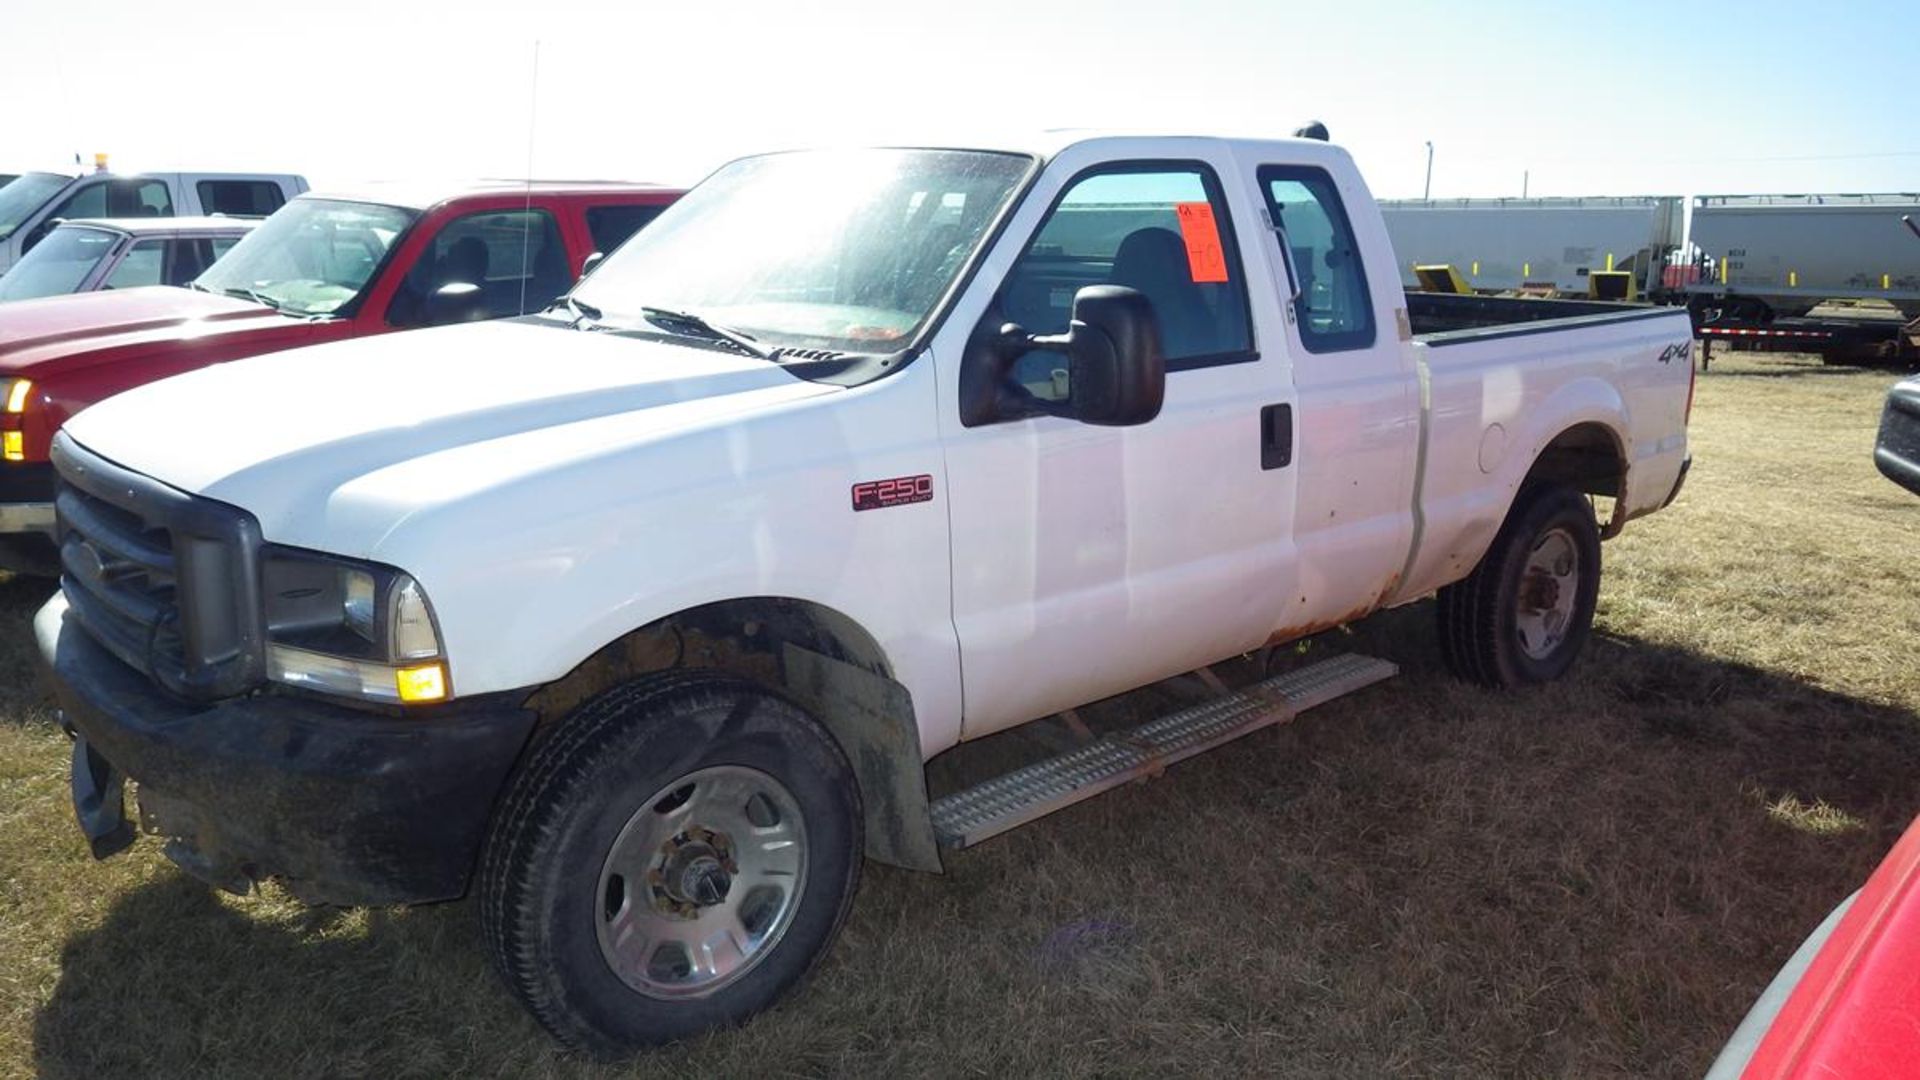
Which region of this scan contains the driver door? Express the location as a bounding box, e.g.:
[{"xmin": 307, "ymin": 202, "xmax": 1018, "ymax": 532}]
[{"xmin": 937, "ymin": 148, "xmax": 1301, "ymax": 738}]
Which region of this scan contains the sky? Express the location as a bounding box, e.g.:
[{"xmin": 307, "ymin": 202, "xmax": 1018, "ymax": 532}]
[{"xmin": 3, "ymin": 0, "xmax": 1915, "ymax": 200}]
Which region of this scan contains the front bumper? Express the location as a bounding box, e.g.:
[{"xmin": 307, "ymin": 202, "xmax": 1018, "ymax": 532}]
[{"xmin": 36, "ymin": 592, "xmax": 537, "ymax": 905}]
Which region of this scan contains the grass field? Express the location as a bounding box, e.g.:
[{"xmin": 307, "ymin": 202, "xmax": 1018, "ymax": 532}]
[{"xmin": 4, "ymin": 350, "xmax": 1919, "ymax": 1079}]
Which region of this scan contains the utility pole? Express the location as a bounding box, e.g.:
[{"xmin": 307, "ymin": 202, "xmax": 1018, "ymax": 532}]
[{"xmin": 1423, "ymin": 141, "xmax": 1434, "ymax": 200}]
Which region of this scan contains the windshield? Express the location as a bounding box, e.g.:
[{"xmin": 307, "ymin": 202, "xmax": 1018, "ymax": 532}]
[
  {"xmin": 194, "ymin": 197, "xmax": 416, "ymax": 316},
  {"xmin": 0, "ymin": 225, "xmax": 120, "ymax": 302},
  {"xmin": 0, "ymin": 172, "xmax": 73, "ymax": 240},
  {"xmin": 572, "ymin": 149, "xmax": 1034, "ymax": 354}
]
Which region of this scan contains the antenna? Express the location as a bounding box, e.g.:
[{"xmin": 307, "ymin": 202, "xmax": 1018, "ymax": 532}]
[{"xmin": 518, "ymin": 39, "xmax": 541, "ymax": 318}]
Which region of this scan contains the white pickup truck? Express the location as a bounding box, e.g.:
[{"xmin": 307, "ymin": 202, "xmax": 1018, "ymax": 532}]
[{"xmin": 35, "ymin": 132, "xmax": 1692, "ymax": 1055}]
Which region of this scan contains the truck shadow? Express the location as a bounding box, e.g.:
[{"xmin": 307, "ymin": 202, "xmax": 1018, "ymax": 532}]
[
  {"xmin": 0, "ymin": 572, "xmax": 60, "ymax": 726},
  {"xmin": 29, "ymin": 606, "xmax": 1920, "ymax": 1078}
]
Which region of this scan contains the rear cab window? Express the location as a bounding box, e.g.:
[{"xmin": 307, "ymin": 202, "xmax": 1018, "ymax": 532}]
[
  {"xmin": 197, "ymin": 180, "xmax": 287, "ymax": 217},
  {"xmin": 585, "ymin": 204, "xmax": 666, "ymax": 255},
  {"xmin": 1257, "ymin": 166, "xmax": 1375, "ymax": 352}
]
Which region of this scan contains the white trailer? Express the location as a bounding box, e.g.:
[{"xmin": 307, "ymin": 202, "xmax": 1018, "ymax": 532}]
[
  {"xmin": 1686, "ymin": 194, "xmax": 1920, "ymax": 319},
  {"xmin": 1379, "ymin": 196, "xmax": 1684, "ymax": 297}
]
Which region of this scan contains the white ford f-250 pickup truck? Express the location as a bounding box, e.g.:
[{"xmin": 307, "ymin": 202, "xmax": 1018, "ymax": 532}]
[{"xmin": 36, "ymin": 131, "xmax": 1692, "ymax": 1055}]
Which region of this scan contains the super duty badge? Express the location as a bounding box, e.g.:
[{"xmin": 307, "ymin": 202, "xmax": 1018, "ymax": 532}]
[{"xmin": 852, "ymin": 474, "xmax": 933, "ymax": 511}]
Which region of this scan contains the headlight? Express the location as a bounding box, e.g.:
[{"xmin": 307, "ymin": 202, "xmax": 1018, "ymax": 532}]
[
  {"xmin": 261, "ymin": 547, "xmax": 448, "ymax": 704},
  {"xmin": 1, "ymin": 378, "xmax": 29, "ymax": 462},
  {"xmin": 3, "ymin": 378, "xmax": 31, "ymax": 415}
]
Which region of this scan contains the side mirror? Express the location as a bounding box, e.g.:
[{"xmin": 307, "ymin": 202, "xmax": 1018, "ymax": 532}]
[
  {"xmin": 580, "ymin": 251, "xmax": 605, "ymax": 278},
  {"xmin": 1029, "ymin": 285, "xmax": 1165, "ymax": 426},
  {"xmin": 423, "ymin": 281, "xmax": 487, "ymax": 326},
  {"xmin": 958, "ymin": 285, "xmax": 1167, "ymax": 428}
]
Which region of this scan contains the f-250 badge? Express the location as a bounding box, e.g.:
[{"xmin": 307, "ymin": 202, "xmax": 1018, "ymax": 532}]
[
  {"xmin": 852, "ymin": 474, "xmax": 934, "ymax": 511},
  {"xmin": 1657, "ymin": 342, "xmax": 1690, "ymax": 365}
]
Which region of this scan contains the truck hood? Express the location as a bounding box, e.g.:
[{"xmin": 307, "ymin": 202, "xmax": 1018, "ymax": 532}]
[
  {"xmin": 62, "ymin": 317, "xmax": 840, "ymax": 555},
  {"xmin": 0, "ymin": 286, "xmax": 291, "ymax": 375}
]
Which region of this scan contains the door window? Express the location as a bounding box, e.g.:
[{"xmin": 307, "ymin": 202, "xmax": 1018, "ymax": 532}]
[
  {"xmin": 1258, "ymin": 166, "xmax": 1374, "ymax": 352},
  {"xmin": 46, "ymin": 179, "xmax": 175, "ymax": 223},
  {"xmin": 387, "ymin": 208, "xmax": 570, "ymax": 327},
  {"xmin": 102, "ymin": 239, "xmax": 165, "ymax": 289},
  {"xmin": 1002, "ymin": 164, "xmax": 1252, "ymax": 398}
]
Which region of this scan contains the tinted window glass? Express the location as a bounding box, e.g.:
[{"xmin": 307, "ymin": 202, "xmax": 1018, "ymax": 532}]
[
  {"xmin": 197, "ymin": 180, "xmax": 286, "ymax": 217},
  {"xmin": 586, "ymin": 204, "xmax": 666, "ymax": 255},
  {"xmin": 388, "ymin": 209, "xmax": 569, "ymax": 327},
  {"xmin": 1002, "ymin": 165, "xmax": 1251, "ymax": 395},
  {"xmin": 103, "ymin": 239, "xmax": 165, "ymax": 289},
  {"xmin": 160, "ymin": 238, "xmax": 226, "ymax": 285},
  {"xmin": 209, "ymin": 235, "xmax": 243, "ymax": 262},
  {"xmin": 1259, "ymin": 166, "xmax": 1374, "ymax": 352}
]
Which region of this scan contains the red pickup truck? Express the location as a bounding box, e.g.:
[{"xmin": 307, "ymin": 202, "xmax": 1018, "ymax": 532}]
[{"xmin": 0, "ymin": 180, "xmax": 681, "ymax": 572}]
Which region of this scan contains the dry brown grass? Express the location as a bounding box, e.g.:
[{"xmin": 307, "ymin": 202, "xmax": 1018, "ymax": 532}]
[{"xmin": 5, "ymin": 349, "xmax": 1920, "ymax": 1078}]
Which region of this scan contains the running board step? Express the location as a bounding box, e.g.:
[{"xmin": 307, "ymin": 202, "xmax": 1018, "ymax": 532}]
[{"xmin": 930, "ymin": 653, "xmax": 1398, "ymax": 850}]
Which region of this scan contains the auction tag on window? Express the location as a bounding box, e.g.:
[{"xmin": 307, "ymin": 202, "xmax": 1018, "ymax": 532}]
[{"xmin": 1174, "ymin": 202, "xmax": 1230, "ymax": 283}]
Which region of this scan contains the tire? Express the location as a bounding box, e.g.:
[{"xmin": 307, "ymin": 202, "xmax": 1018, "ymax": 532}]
[
  {"xmin": 479, "ymin": 671, "xmax": 862, "ymax": 1056},
  {"xmin": 1436, "ymin": 484, "xmax": 1601, "ymax": 688}
]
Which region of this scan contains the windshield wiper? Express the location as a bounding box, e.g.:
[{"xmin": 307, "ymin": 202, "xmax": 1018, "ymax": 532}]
[
  {"xmin": 221, "ymin": 285, "xmax": 282, "ymax": 311},
  {"xmin": 551, "ymin": 295, "xmax": 604, "ymax": 330},
  {"xmin": 639, "ymin": 306, "xmax": 775, "ymax": 360}
]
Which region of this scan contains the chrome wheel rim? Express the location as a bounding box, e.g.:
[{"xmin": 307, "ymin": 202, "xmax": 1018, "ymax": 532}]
[
  {"xmin": 594, "ymin": 764, "xmax": 808, "ymax": 999},
  {"xmin": 1515, "ymin": 526, "xmax": 1579, "ymax": 661}
]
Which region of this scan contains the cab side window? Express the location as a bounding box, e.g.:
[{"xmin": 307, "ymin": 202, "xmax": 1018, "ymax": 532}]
[
  {"xmin": 387, "ymin": 209, "xmax": 570, "ymax": 328},
  {"xmin": 1002, "ymin": 164, "xmax": 1252, "ymax": 400},
  {"xmin": 197, "ymin": 180, "xmax": 286, "ymax": 217},
  {"xmin": 1258, "ymin": 166, "xmax": 1374, "ymax": 352},
  {"xmin": 585, "ymin": 204, "xmax": 666, "ymax": 255}
]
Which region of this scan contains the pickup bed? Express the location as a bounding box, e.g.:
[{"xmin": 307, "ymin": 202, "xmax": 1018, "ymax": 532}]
[
  {"xmin": 35, "ymin": 133, "xmax": 1692, "ymax": 1055},
  {"xmin": 0, "ymin": 180, "xmax": 681, "ymax": 572}
]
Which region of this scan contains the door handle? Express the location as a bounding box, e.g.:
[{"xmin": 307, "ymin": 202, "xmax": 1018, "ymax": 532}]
[{"xmin": 1260, "ymin": 404, "xmax": 1293, "ymax": 470}]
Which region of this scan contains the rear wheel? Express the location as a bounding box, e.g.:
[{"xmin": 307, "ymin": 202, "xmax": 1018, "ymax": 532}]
[
  {"xmin": 480, "ymin": 672, "xmax": 862, "ymax": 1056},
  {"xmin": 1437, "ymin": 484, "xmax": 1601, "ymax": 687}
]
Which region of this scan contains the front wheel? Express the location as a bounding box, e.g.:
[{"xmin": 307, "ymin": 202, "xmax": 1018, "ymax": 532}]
[
  {"xmin": 479, "ymin": 672, "xmax": 862, "ymax": 1056},
  {"xmin": 1436, "ymin": 484, "xmax": 1602, "ymax": 687}
]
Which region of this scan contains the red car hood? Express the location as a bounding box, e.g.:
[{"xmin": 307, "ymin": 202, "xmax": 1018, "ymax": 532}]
[
  {"xmin": 0, "ymin": 286, "xmax": 295, "ymax": 375},
  {"xmin": 1715, "ymin": 813, "xmax": 1920, "ymax": 1079}
]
